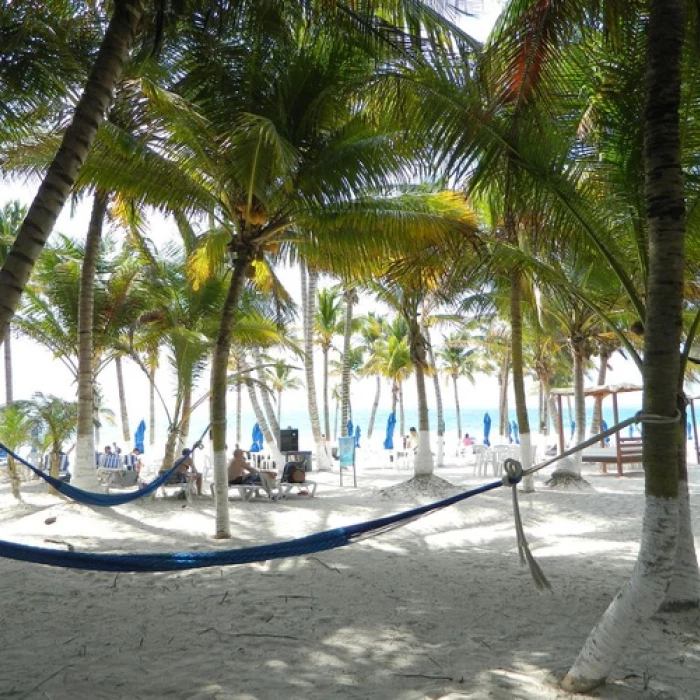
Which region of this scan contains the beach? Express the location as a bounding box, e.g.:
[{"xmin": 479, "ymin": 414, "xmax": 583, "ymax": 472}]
[{"xmin": 0, "ymin": 450, "xmax": 699, "ymax": 699}]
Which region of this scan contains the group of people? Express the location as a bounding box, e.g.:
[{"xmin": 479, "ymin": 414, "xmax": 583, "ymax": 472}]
[{"xmin": 156, "ymin": 444, "xmax": 262, "ymax": 496}]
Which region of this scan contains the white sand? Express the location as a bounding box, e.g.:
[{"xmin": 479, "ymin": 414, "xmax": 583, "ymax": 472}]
[{"xmin": 1, "ymin": 453, "xmax": 699, "ymax": 700}]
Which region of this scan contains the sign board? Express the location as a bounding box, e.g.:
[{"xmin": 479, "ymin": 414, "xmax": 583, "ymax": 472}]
[
  {"xmin": 338, "ymin": 437, "xmax": 355, "ymax": 469},
  {"xmin": 338, "ymin": 436, "xmax": 357, "ymax": 487}
]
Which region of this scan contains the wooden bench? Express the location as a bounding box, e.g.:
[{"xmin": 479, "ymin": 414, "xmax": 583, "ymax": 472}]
[{"xmin": 581, "ymin": 436, "xmax": 643, "ymax": 476}]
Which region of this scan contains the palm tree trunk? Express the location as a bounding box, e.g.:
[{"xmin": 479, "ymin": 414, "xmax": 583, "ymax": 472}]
[
  {"xmin": 425, "ymin": 327, "xmax": 444, "ymax": 467},
  {"xmin": 253, "ymin": 348, "xmax": 280, "ymax": 442},
  {"xmin": 409, "ymin": 318, "xmax": 433, "ymax": 475},
  {"xmin": 367, "ymin": 375, "xmax": 381, "ymax": 440},
  {"xmin": 211, "ymin": 256, "xmax": 249, "ymax": 539},
  {"xmin": 301, "ymin": 263, "xmax": 321, "ymax": 441},
  {"xmin": 149, "ymin": 367, "xmax": 156, "ymax": 447},
  {"xmin": 510, "ymin": 269, "xmax": 535, "ymax": 491},
  {"xmin": 563, "ymin": 0, "xmax": 685, "ymax": 688},
  {"xmin": 590, "ymin": 348, "xmax": 610, "ymax": 436},
  {"xmin": 340, "ymin": 287, "xmax": 356, "ymax": 435},
  {"xmin": 498, "ymin": 351, "xmax": 510, "ymax": 441},
  {"xmin": 413, "ymin": 363, "xmax": 434, "ymax": 475},
  {"xmin": 399, "ymin": 383, "xmax": 405, "ymax": 439},
  {"xmin": 0, "ymin": 0, "xmax": 144, "ymax": 343},
  {"xmin": 176, "ymin": 384, "xmax": 192, "ymax": 454},
  {"xmin": 115, "ymin": 355, "xmax": 130, "ymax": 443},
  {"xmin": 73, "ymin": 193, "xmax": 107, "ymax": 490},
  {"xmin": 453, "ymin": 376, "xmax": 462, "ymax": 447},
  {"xmin": 322, "ymin": 346, "xmax": 331, "ymax": 439},
  {"xmin": 236, "ymin": 380, "xmax": 243, "ymax": 446},
  {"xmin": 7, "ymin": 455, "xmax": 21, "ymax": 501},
  {"xmin": 4, "ymin": 326, "xmax": 12, "ymax": 403}
]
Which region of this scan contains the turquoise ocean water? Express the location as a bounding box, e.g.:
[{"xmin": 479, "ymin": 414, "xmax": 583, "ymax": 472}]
[{"xmin": 168, "ymin": 402, "xmax": 647, "ymax": 455}]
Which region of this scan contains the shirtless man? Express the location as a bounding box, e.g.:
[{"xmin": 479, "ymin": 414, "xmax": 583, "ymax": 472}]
[{"xmin": 227, "ymin": 446, "xmax": 258, "ymax": 485}]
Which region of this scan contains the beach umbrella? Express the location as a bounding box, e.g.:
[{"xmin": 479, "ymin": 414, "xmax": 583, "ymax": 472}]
[
  {"xmin": 570, "ymin": 421, "xmax": 575, "ymax": 441},
  {"xmin": 483, "ymin": 413, "xmax": 491, "ymax": 447},
  {"xmin": 133, "ymin": 419, "xmax": 146, "ymax": 454},
  {"xmin": 507, "ymin": 421, "xmax": 513, "ymax": 444},
  {"xmin": 383, "ymin": 412, "xmax": 396, "ymax": 450},
  {"xmin": 250, "ymin": 423, "xmax": 264, "ymax": 452},
  {"xmin": 354, "ymin": 425, "xmax": 361, "ymax": 448},
  {"xmin": 511, "ymin": 420, "xmax": 520, "ymax": 444},
  {"xmin": 347, "ymin": 419, "xmax": 354, "ymax": 437},
  {"xmin": 601, "ymin": 420, "xmax": 610, "ymax": 446}
]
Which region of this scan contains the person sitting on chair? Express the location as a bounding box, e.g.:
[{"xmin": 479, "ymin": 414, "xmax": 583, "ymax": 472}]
[
  {"xmin": 161, "ymin": 448, "xmax": 203, "ymax": 495},
  {"xmin": 407, "ymin": 427, "xmax": 419, "ymax": 452},
  {"xmin": 462, "ymin": 433, "xmax": 473, "ymax": 447},
  {"xmin": 227, "ymin": 446, "xmax": 259, "ymax": 485}
]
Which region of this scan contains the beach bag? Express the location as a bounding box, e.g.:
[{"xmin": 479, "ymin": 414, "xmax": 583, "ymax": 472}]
[{"xmin": 282, "ymin": 462, "xmax": 305, "ymax": 484}]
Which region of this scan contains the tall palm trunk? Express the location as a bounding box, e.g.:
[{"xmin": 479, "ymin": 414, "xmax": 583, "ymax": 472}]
[
  {"xmin": 590, "ymin": 347, "xmax": 610, "ymax": 436},
  {"xmin": 510, "ymin": 269, "xmax": 534, "ymax": 491},
  {"xmin": 301, "ymin": 263, "xmax": 328, "ymax": 469},
  {"xmin": 367, "ymin": 375, "xmax": 381, "ymax": 440},
  {"xmin": 452, "ymin": 374, "xmax": 462, "ymax": 445},
  {"xmin": 340, "ymin": 288, "xmax": 356, "ymax": 434},
  {"xmin": 322, "ymin": 345, "xmax": 331, "ymax": 439},
  {"xmin": 498, "ymin": 351, "xmax": 510, "ymax": 440},
  {"xmin": 399, "ymin": 383, "xmax": 405, "ymax": 439},
  {"xmin": 115, "ymin": 355, "xmax": 130, "ymax": 443},
  {"xmin": 211, "ymin": 256, "xmax": 249, "ymax": 539},
  {"xmin": 73, "ymin": 193, "xmax": 108, "ymax": 490},
  {"xmin": 149, "ymin": 367, "xmax": 156, "ymax": 447},
  {"xmin": 408, "ymin": 316, "xmax": 433, "ymax": 475},
  {"xmin": 236, "ymin": 380, "xmax": 243, "ymax": 446},
  {"xmin": 425, "ymin": 327, "xmax": 444, "ymax": 467},
  {"xmin": 176, "ymin": 384, "xmax": 192, "ymax": 454},
  {"xmin": 253, "ymin": 348, "xmax": 280, "ymax": 442},
  {"xmin": 4, "ymin": 327, "xmax": 12, "ymax": 403},
  {"xmin": 0, "ymin": 0, "xmax": 144, "ymax": 343},
  {"xmin": 243, "ymin": 357, "xmax": 284, "ymax": 467},
  {"xmin": 563, "ymin": 1, "xmax": 685, "ymax": 688}
]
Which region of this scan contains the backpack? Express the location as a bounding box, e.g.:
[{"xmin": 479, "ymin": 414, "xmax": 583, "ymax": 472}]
[{"xmin": 281, "ymin": 462, "xmax": 305, "ymax": 484}]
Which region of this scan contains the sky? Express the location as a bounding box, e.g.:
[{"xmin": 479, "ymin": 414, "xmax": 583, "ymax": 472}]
[{"xmin": 0, "ymin": 1, "xmax": 650, "ymax": 451}]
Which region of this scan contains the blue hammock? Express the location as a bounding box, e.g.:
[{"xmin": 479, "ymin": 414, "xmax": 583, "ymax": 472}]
[
  {"xmin": 1, "ymin": 443, "xmax": 189, "ymax": 507},
  {"xmin": 0, "ymin": 479, "xmax": 507, "ymax": 572}
]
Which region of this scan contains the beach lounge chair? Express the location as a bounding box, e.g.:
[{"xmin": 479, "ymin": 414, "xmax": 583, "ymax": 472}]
[
  {"xmin": 277, "ymin": 461, "xmax": 317, "ymax": 499},
  {"xmin": 218, "ymin": 471, "xmax": 280, "ymax": 501},
  {"xmin": 97, "ymin": 454, "xmax": 139, "ymax": 491}
]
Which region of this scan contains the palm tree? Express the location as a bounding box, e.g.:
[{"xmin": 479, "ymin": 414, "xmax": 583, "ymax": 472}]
[
  {"xmin": 0, "ymin": 1, "xmax": 145, "ymax": 341},
  {"xmin": 436, "ymin": 335, "xmax": 479, "ymax": 446},
  {"xmin": 564, "ymin": 0, "xmax": 688, "ymax": 689},
  {"xmin": 15, "ymin": 392, "xmax": 78, "ymax": 492},
  {"xmin": 265, "ymin": 359, "xmax": 303, "ymax": 427},
  {"xmin": 0, "ymin": 402, "xmax": 35, "ymax": 500},
  {"xmin": 315, "ymin": 287, "xmax": 343, "ymax": 440},
  {"xmin": 358, "ymin": 312, "xmax": 386, "ymax": 441}
]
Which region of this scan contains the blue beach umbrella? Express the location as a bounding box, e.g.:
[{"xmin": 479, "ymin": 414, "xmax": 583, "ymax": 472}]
[
  {"xmin": 250, "ymin": 423, "xmax": 264, "ymax": 452},
  {"xmin": 354, "ymin": 425, "xmax": 361, "ymax": 448},
  {"xmin": 347, "ymin": 419, "xmax": 354, "ymax": 437},
  {"xmin": 383, "ymin": 412, "xmax": 396, "ymax": 450},
  {"xmin": 570, "ymin": 421, "xmax": 576, "ymax": 441},
  {"xmin": 507, "ymin": 421, "xmax": 513, "ymax": 444},
  {"xmin": 483, "ymin": 413, "xmax": 491, "ymax": 447},
  {"xmin": 511, "ymin": 420, "xmax": 520, "ymax": 445},
  {"xmin": 133, "ymin": 419, "xmax": 146, "ymax": 454},
  {"xmin": 601, "ymin": 420, "xmax": 610, "ymax": 446}
]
